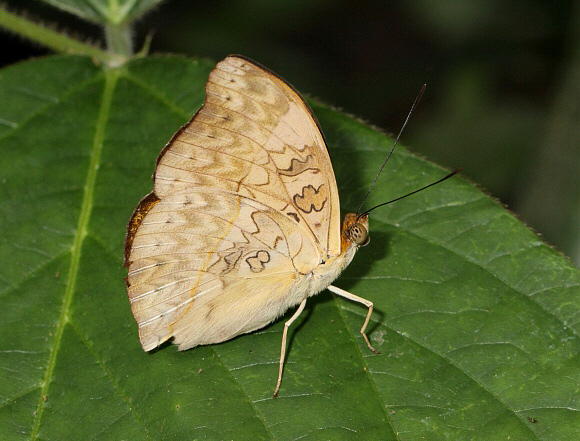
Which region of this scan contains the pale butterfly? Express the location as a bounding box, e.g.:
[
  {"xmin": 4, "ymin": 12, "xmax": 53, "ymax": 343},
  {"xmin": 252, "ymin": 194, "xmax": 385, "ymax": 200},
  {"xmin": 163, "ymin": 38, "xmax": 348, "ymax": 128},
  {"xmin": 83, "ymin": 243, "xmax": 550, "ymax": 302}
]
[{"xmin": 124, "ymin": 55, "xmax": 458, "ymax": 396}]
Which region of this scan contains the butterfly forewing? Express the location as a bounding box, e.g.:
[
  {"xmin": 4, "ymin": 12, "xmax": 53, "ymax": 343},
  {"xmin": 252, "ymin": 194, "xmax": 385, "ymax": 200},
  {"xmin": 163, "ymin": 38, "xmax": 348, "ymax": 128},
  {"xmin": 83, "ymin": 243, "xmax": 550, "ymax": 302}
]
[{"xmin": 156, "ymin": 56, "xmax": 340, "ymax": 253}]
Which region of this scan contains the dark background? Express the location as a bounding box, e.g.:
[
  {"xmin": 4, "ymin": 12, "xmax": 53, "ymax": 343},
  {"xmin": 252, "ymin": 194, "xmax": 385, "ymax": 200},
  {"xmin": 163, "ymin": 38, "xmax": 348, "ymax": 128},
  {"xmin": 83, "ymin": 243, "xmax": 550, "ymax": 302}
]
[{"xmin": 2, "ymin": 0, "xmax": 579, "ymax": 265}]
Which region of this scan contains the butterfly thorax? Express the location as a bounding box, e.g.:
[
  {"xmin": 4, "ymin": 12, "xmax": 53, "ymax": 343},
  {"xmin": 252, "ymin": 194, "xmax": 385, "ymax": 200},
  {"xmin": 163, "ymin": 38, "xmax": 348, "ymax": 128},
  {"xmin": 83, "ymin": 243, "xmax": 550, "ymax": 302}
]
[{"xmin": 307, "ymin": 212, "xmax": 369, "ymax": 297}]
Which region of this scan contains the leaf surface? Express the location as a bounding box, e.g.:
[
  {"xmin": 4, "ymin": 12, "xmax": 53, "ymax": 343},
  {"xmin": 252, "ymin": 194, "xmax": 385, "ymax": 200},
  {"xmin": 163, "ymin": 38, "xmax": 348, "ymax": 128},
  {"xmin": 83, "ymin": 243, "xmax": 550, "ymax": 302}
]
[{"xmin": 0, "ymin": 55, "xmax": 578, "ymax": 440}]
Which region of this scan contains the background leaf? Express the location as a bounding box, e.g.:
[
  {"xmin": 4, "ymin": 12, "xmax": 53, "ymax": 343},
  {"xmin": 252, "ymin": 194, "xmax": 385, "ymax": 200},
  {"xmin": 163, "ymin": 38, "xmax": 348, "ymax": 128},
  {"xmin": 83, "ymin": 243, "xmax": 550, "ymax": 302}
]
[{"xmin": 1, "ymin": 54, "xmax": 579, "ymax": 440}]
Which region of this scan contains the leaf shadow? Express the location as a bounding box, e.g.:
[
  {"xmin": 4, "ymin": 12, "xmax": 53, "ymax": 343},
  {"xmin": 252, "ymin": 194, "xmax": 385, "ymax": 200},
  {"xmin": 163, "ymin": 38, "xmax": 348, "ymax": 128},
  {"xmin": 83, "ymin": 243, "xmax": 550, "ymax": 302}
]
[
  {"xmin": 329, "ymin": 229, "xmax": 393, "ymax": 335},
  {"xmin": 281, "ymin": 228, "xmax": 393, "ymax": 357}
]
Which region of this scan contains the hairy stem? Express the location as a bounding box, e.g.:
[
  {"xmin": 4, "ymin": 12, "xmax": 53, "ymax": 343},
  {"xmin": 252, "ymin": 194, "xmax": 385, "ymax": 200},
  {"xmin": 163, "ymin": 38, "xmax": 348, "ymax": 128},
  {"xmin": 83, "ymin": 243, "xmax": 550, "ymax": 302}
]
[{"xmin": 0, "ymin": 6, "xmax": 126, "ymax": 66}]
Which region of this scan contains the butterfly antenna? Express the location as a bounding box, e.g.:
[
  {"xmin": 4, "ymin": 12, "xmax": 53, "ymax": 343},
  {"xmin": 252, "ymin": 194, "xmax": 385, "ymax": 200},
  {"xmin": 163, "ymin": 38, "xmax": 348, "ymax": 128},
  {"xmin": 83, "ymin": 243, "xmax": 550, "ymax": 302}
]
[
  {"xmin": 359, "ymin": 167, "xmax": 462, "ymax": 217},
  {"xmin": 356, "ymin": 84, "xmax": 427, "ymax": 214}
]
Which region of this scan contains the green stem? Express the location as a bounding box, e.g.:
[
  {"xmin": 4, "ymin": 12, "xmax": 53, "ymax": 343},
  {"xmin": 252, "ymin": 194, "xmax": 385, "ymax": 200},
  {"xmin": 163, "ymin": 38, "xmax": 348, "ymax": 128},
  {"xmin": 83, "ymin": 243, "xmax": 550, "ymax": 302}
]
[
  {"xmin": 104, "ymin": 20, "xmax": 133, "ymax": 59},
  {"xmin": 0, "ymin": 6, "xmax": 126, "ymax": 66}
]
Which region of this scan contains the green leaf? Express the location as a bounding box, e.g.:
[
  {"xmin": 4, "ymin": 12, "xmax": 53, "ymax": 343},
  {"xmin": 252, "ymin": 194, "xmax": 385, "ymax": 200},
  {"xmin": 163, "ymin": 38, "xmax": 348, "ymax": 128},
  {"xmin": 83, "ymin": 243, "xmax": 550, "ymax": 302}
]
[{"xmin": 1, "ymin": 55, "xmax": 579, "ymax": 440}]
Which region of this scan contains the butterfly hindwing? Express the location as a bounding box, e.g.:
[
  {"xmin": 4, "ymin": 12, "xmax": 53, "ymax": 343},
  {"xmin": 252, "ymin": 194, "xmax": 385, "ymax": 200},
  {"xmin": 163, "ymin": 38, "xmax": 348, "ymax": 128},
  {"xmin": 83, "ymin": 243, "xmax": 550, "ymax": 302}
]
[{"xmin": 127, "ymin": 158, "xmax": 326, "ymax": 350}]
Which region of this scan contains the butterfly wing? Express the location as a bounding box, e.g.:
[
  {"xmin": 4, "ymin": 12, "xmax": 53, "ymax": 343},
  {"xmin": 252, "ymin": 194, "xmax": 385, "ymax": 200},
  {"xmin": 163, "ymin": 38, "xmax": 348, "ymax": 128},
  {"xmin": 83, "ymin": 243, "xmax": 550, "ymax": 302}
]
[
  {"xmin": 155, "ymin": 56, "xmax": 341, "ymax": 255},
  {"xmin": 125, "ymin": 56, "xmax": 341, "ymax": 350},
  {"xmin": 127, "ymin": 189, "xmax": 321, "ymax": 350}
]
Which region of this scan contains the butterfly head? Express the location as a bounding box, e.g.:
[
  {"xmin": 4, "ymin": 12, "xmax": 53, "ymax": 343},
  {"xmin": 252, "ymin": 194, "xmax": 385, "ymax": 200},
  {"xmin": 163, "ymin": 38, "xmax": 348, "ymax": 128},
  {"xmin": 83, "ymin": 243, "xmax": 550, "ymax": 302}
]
[{"xmin": 341, "ymin": 212, "xmax": 370, "ymax": 251}]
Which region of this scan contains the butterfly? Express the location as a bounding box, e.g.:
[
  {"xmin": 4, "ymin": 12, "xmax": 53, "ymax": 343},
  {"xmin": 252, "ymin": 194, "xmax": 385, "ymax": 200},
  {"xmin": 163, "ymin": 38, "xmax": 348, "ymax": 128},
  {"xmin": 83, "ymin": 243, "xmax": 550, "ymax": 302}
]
[{"xmin": 124, "ymin": 55, "xmax": 383, "ymax": 396}]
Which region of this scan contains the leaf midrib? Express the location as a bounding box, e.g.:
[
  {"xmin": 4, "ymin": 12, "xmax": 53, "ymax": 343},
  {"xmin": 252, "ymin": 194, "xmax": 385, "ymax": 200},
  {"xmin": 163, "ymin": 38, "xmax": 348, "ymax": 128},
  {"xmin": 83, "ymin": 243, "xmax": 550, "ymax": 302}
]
[{"xmin": 29, "ymin": 68, "xmax": 120, "ymax": 439}]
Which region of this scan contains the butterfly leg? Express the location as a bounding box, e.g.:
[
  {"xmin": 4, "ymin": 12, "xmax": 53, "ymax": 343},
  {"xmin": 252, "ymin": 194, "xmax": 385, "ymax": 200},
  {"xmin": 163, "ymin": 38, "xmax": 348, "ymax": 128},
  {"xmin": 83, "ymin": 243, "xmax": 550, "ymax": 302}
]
[
  {"xmin": 327, "ymin": 285, "xmax": 380, "ymax": 354},
  {"xmin": 273, "ymin": 297, "xmax": 308, "ymax": 397}
]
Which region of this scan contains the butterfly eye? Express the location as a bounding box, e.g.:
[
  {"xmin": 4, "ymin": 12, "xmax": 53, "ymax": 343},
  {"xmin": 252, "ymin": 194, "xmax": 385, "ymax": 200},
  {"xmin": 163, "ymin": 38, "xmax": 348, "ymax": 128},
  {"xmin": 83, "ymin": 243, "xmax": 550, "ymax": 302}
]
[{"xmin": 349, "ymin": 223, "xmax": 369, "ymax": 246}]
